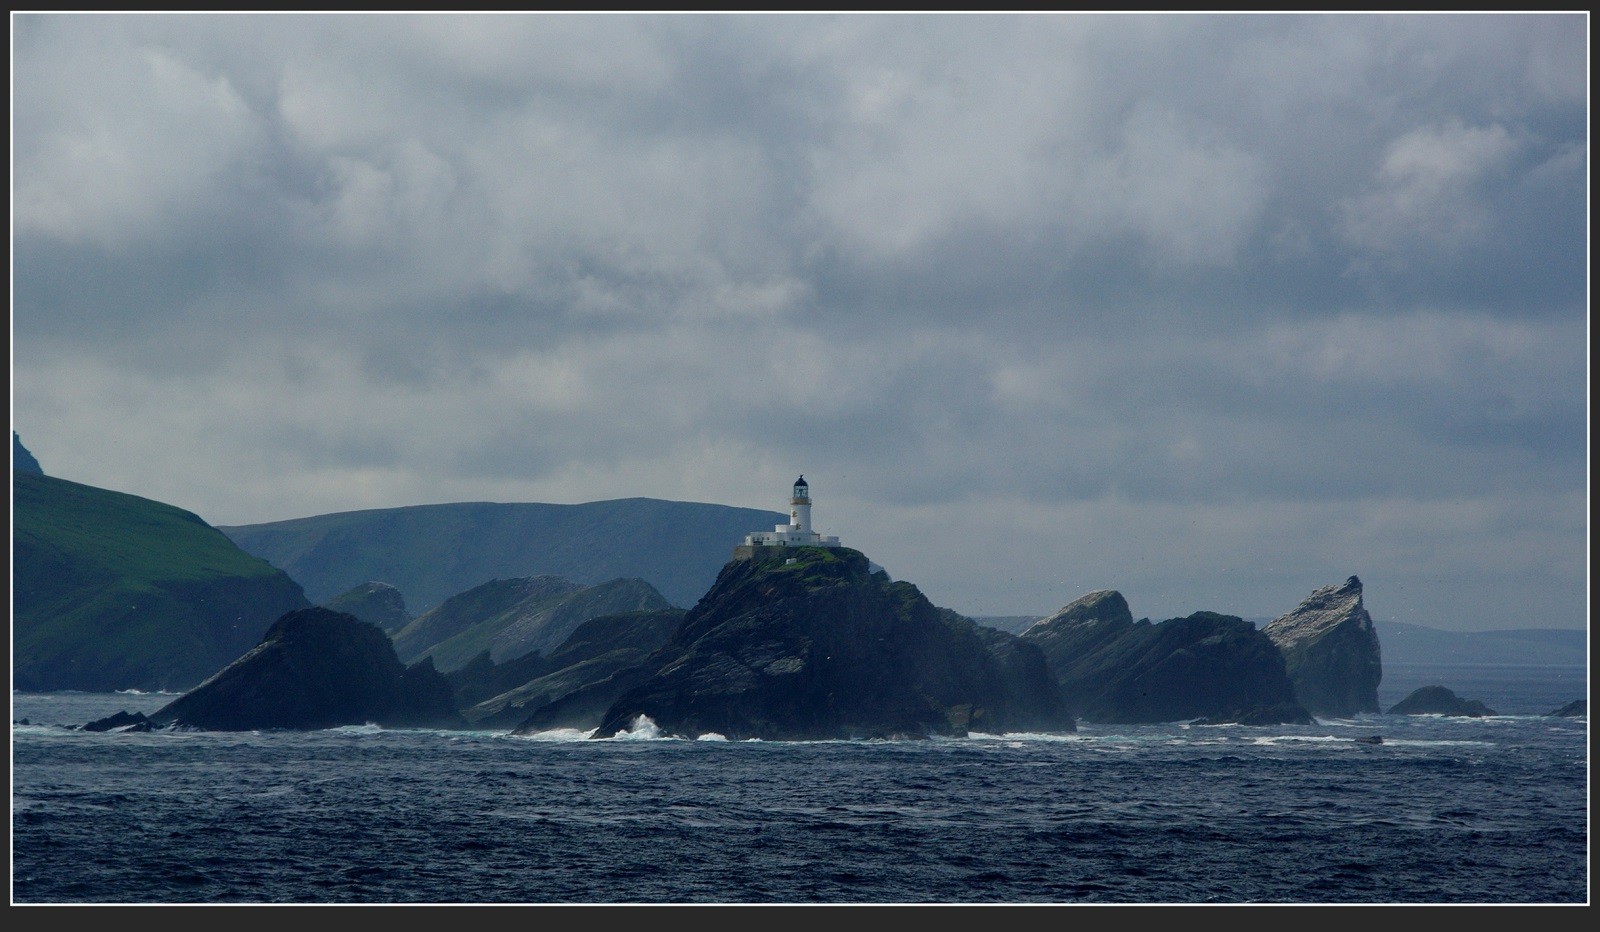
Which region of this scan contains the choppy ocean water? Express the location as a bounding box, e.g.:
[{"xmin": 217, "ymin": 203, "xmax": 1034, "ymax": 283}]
[{"xmin": 11, "ymin": 662, "xmax": 1588, "ymax": 905}]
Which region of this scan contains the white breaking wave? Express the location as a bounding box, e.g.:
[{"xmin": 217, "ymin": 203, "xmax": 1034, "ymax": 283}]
[
  {"xmin": 1248, "ymin": 734, "xmax": 1349, "ymax": 745},
  {"xmin": 609, "ymin": 714, "xmax": 670, "ymax": 740},
  {"xmin": 512, "ymin": 727, "xmax": 599, "ymax": 742},
  {"xmin": 966, "ymin": 731, "xmax": 1092, "ymax": 743}
]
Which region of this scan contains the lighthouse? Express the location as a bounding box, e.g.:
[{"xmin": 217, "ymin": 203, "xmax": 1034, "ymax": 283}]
[
  {"xmin": 734, "ymin": 474, "xmax": 842, "ymax": 558},
  {"xmin": 790, "ymin": 475, "xmax": 811, "ymax": 533}
]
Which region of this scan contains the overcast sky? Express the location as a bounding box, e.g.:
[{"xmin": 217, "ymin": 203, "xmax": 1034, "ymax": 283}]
[{"xmin": 11, "ymin": 13, "xmax": 1589, "ymax": 631}]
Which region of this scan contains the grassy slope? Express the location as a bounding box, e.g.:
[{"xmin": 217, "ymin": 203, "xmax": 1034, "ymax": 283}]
[{"xmin": 13, "ymin": 473, "xmax": 310, "ymax": 691}]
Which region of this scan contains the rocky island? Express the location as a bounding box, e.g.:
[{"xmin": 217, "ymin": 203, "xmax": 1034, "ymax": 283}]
[
  {"xmin": 515, "ymin": 545, "xmax": 1075, "ymax": 740},
  {"xmin": 1387, "ymin": 685, "xmax": 1497, "ymax": 717}
]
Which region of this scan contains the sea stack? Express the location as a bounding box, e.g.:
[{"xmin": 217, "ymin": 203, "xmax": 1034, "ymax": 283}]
[{"xmin": 1263, "ymin": 576, "xmax": 1383, "ymax": 718}]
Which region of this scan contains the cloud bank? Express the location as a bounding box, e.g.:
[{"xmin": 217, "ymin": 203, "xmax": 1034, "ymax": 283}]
[{"xmin": 11, "ymin": 13, "xmax": 1588, "ymax": 629}]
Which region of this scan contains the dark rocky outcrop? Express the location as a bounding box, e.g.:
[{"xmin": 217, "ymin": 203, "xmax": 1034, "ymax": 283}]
[
  {"xmin": 1546, "ymin": 700, "xmax": 1586, "ymax": 717},
  {"xmin": 13, "ymin": 431, "xmax": 43, "ymax": 475},
  {"xmin": 1387, "ymin": 685, "xmax": 1497, "ymax": 717},
  {"xmin": 322, "ymin": 581, "xmax": 412, "ymax": 632},
  {"xmin": 516, "ymin": 547, "xmax": 1074, "ymax": 740},
  {"xmin": 144, "ymin": 607, "xmax": 462, "ymax": 731},
  {"xmin": 1263, "ymin": 576, "xmax": 1382, "ymax": 718},
  {"xmin": 82, "ymin": 710, "xmax": 155, "ymax": 732},
  {"xmin": 1022, "ymin": 590, "xmax": 1312, "ymax": 725},
  {"xmin": 1194, "ymin": 703, "xmax": 1321, "ymax": 727}
]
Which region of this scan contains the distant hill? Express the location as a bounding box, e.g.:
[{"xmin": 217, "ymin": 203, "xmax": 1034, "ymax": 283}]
[
  {"xmin": 218, "ymin": 499, "xmax": 787, "ymax": 613},
  {"xmin": 13, "ymin": 472, "xmax": 312, "ymax": 692},
  {"xmin": 1371, "ymin": 620, "xmax": 1587, "ymax": 667},
  {"xmin": 391, "ymin": 575, "xmax": 672, "ymax": 673}
]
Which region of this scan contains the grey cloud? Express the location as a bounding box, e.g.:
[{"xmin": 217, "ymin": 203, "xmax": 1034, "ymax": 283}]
[{"xmin": 11, "ymin": 13, "xmax": 1586, "ymax": 631}]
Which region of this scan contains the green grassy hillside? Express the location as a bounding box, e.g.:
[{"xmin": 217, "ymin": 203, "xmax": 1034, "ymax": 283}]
[
  {"xmin": 13, "ymin": 473, "xmax": 311, "ymax": 691},
  {"xmin": 218, "ymin": 498, "xmax": 787, "ymax": 612}
]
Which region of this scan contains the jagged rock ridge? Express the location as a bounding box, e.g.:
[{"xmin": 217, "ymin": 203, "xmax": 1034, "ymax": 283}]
[
  {"xmin": 1022, "ymin": 589, "xmax": 1312, "ymax": 725},
  {"xmin": 1264, "ymin": 576, "xmax": 1382, "ymax": 717}
]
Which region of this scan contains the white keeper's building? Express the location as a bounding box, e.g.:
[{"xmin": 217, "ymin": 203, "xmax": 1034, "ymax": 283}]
[{"xmin": 739, "ymin": 475, "xmax": 842, "ymax": 550}]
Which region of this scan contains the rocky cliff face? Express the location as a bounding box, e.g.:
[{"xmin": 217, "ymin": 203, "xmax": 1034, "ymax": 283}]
[
  {"xmin": 517, "ymin": 547, "xmax": 1074, "ymax": 740},
  {"xmin": 1263, "ymin": 577, "xmax": 1382, "ymax": 718},
  {"xmin": 145, "ymin": 607, "xmax": 461, "ymax": 731},
  {"xmin": 1022, "ymin": 590, "xmax": 1311, "ymax": 725}
]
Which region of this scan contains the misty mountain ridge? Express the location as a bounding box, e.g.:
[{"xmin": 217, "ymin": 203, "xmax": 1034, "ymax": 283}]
[
  {"xmin": 218, "ymin": 498, "xmax": 787, "ymax": 613},
  {"xmin": 1368, "ymin": 620, "xmax": 1587, "ymax": 668}
]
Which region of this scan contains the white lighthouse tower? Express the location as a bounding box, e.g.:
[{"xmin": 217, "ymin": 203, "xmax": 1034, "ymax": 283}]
[
  {"xmin": 736, "ymin": 474, "xmax": 841, "ymax": 556},
  {"xmin": 789, "ymin": 475, "xmax": 811, "ymax": 533}
]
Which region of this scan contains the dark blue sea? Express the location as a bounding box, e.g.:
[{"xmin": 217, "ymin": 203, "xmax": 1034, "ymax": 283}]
[{"xmin": 11, "ymin": 662, "xmax": 1588, "ymax": 905}]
